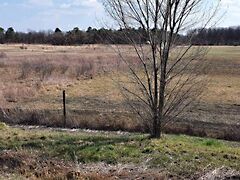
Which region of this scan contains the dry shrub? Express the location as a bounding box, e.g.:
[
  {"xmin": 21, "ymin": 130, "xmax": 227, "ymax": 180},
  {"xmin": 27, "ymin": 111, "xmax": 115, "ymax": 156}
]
[
  {"xmin": 17, "ymin": 55, "xmax": 125, "ymax": 81},
  {"xmin": 20, "ymin": 110, "xmax": 44, "ymax": 125},
  {"xmin": 19, "ymin": 62, "xmax": 32, "ymax": 79},
  {"xmin": 2, "ymin": 86, "xmax": 36, "ymax": 103},
  {"xmin": 65, "ymin": 110, "xmax": 143, "ymax": 132},
  {"xmin": 221, "ymin": 128, "xmax": 240, "ymax": 141},
  {"xmin": 19, "ymin": 61, "xmax": 55, "ymax": 81},
  {"xmin": 0, "ymin": 108, "xmax": 64, "ymax": 127},
  {"xmin": 36, "ymin": 63, "xmax": 55, "ymax": 81},
  {"xmin": 163, "ymin": 120, "xmax": 240, "ymax": 141},
  {"xmin": 0, "ymin": 108, "xmax": 44, "ymax": 125},
  {"xmin": 74, "ymin": 56, "xmax": 122, "ymax": 78},
  {"xmin": 75, "ymin": 59, "xmax": 95, "ymax": 79},
  {"xmin": 58, "ymin": 64, "xmax": 69, "ymax": 74},
  {"xmin": 1, "ymin": 105, "xmax": 239, "ymax": 141}
]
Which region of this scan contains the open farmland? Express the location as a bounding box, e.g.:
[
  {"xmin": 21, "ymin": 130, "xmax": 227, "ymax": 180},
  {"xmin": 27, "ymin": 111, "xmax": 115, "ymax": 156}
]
[{"xmin": 0, "ymin": 44, "xmax": 240, "ymax": 140}]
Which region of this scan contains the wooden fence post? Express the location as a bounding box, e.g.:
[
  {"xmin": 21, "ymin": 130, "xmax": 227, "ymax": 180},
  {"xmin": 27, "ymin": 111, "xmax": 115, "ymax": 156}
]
[{"xmin": 63, "ymin": 90, "xmax": 66, "ymax": 128}]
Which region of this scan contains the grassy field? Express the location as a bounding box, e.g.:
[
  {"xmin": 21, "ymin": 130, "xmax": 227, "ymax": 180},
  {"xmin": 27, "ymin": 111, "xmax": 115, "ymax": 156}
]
[
  {"xmin": 0, "ymin": 123, "xmax": 239, "ymax": 179},
  {"xmin": 0, "ymin": 44, "xmax": 240, "ymax": 139},
  {"xmin": 0, "ymin": 44, "xmax": 240, "ymax": 178},
  {"xmin": 0, "ymin": 45, "xmax": 239, "ymax": 106}
]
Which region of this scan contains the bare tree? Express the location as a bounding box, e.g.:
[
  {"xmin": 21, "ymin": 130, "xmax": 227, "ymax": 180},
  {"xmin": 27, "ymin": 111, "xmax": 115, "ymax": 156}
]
[{"xmin": 102, "ymin": 0, "xmax": 221, "ymax": 138}]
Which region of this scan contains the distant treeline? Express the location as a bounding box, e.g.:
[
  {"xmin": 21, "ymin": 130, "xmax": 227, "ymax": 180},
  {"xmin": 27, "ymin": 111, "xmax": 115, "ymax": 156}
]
[
  {"xmin": 1, "ymin": 26, "xmax": 240, "ymax": 46},
  {"xmin": 190, "ymin": 27, "xmax": 240, "ymax": 46},
  {"xmin": 0, "ymin": 27, "xmax": 150, "ymax": 45}
]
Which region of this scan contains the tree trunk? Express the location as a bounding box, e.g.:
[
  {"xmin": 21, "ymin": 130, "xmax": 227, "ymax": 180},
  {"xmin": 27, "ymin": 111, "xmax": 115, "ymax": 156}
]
[{"xmin": 152, "ymin": 114, "xmax": 161, "ymax": 138}]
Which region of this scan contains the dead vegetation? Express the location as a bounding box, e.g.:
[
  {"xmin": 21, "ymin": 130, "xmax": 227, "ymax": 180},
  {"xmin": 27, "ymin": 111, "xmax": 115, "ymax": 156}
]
[
  {"xmin": 0, "ymin": 150, "xmax": 172, "ymax": 180},
  {"xmin": 19, "ymin": 61, "xmax": 55, "ymax": 81},
  {"xmin": 2, "ymin": 85, "xmax": 37, "ymax": 103},
  {"xmin": 0, "ymin": 44, "xmax": 239, "ymax": 141}
]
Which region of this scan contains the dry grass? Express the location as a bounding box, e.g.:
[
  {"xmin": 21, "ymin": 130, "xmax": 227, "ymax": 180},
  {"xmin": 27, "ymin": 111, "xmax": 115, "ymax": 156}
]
[
  {"xmin": 0, "ymin": 44, "xmax": 238, "ymax": 103},
  {"xmin": 0, "ymin": 44, "xmax": 239, "ymax": 139}
]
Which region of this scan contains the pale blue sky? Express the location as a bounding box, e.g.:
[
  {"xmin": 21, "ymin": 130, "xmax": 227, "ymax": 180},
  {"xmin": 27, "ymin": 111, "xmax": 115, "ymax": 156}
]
[{"xmin": 0, "ymin": 0, "xmax": 239, "ymax": 32}]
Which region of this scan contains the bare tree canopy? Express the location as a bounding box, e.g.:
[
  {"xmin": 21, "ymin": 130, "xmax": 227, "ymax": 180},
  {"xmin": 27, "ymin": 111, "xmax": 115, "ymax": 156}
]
[{"xmin": 102, "ymin": 0, "xmax": 221, "ymax": 138}]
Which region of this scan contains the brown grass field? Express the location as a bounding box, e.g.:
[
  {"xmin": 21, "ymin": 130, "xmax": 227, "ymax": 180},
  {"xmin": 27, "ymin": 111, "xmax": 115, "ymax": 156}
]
[
  {"xmin": 0, "ymin": 44, "xmax": 239, "ymax": 140},
  {"xmin": 0, "ymin": 44, "xmax": 240, "ymax": 179}
]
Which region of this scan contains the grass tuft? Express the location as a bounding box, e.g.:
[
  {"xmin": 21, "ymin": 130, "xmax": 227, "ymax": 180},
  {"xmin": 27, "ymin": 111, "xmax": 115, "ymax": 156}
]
[{"xmin": 0, "ymin": 122, "xmax": 8, "ymax": 130}]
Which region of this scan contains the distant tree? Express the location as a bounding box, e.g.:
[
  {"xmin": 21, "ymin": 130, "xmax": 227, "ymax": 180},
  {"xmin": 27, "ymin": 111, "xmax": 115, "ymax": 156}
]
[
  {"xmin": 55, "ymin": 28, "xmax": 62, "ymax": 33},
  {"xmin": 65, "ymin": 27, "xmax": 87, "ymax": 44},
  {"xmin": 86, "ymin": 27, "xmax": 92, "ymax": 33},
  {"xmin": 189, "ymin": 26, "xmax": 240, "ymax": 46},
  {"xmin": 27, "ymin": 31, "xmax": 46, "ymax": 44},
  {"xmin": 0, "ymin": 27, "xmax": 4, "ymax": 44},
  {"xmin": 0, "ymin": 27, "xmax": 4, "ymax": 33},
  {"xmin": 5, "ymin": 27, "xmax": 15, "ymax": 42},
  {"xmin": 73, "ymin": 27, "xmax": 80, "ymax": 33},
  {"xmin": 86, "ymin": 27, "xmax": 98, "ymax": 44},
  {"xmin": 52, "ymin": 28, "xmax": 65, "ymax": 45}
]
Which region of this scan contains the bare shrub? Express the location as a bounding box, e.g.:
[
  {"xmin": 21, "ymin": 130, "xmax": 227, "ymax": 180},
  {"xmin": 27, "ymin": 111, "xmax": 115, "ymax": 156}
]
[
  {"xmin": 35, "ymin": 63, "xmax": 55, "ymax": 81},
  {"xmin": 19, "ymin": 61, "xmax": 55, "ymax": 81},
  {"xmin": 75, "ymin": 66, "xmax": 83, "ymax": 78},
  {"xmin": 2, "ymin": 86, "xmax": 36, "ymax": 103},
  {"xmin": 59, "ymin": 64, "xmax": 69, "ymax": 74},
  {"xmin": 0, "ymin": 108, "xmax": 44, "ymax": 125},
  {"xmin": 0, "ymin": 107, "xmax": 64, "ymax": 127},
  {"xmin": 21, "ymin": 110, "xmax": 43, "ymax": 125},
  {"xmin": 75, "ymin": 59, "xmax": 95, "ymax": 79},
  {"xmin": 19, "ymin": 62, "xmax": 32, "ymax": 79}
]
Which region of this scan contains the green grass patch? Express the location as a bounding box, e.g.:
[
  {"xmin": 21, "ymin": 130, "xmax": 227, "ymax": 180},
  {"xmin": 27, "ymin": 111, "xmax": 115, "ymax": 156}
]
[{"xmin": 0, "ymin": 127, "xmax": 239, "ymax": 178}]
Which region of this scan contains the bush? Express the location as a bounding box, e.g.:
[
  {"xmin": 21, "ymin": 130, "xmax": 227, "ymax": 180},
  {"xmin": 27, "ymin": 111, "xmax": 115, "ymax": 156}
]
[
  {"xmin": 2, "ymin": 85, "xmax": 36, "ymax": 103},
  {"xmin": 19, "ymin": 62, "xmax": 32, "ymax": 79},
  {"xmin": 19, "ymin": 61, "xmax": 55, "ymax": 81},
  {"xmin": 75, "ymin": 59, "xmax": 95, "ymax": 79},
  {"xmin": 36, "ymin": 63, "xmax": 54, "ymax": 81},
  {"xmin": 59, "ymin": 64, "xmax": 69, "ymax": 74}
]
